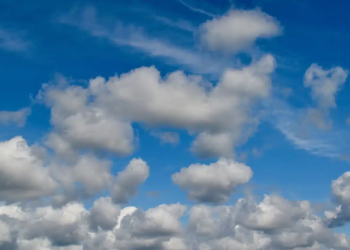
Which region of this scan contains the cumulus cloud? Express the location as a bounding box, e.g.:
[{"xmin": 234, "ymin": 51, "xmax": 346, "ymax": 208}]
[
  {"xmin": 2, "ymin": 5, "xmax": 350, "ymax": 250},
  {"xmin": 0, "ymin": 108, "xmax": 31, "ymax": 127},
  {"xmin": 200, "ymin": 9, "xmax": 281, "ymax": 53},
  {"xmin": 0, "ymin": 171, "xmax": 347, "ymax": 250},
  {"xmin": 47, "ymin": 156, "xmax": 149, "ymax": 207},
  {"xmin": 38, "ymin": 77, "xmax": 134, "ymax": 158},
  {"xmin": 3, "ymin": 134, "xmax": 345, "ymax": 250},
  {"xmin": 0, "ymin": 136, "xmax": 57, "ymax": 202},
  {"xmin": 235, "ymin": 195, "xmax": 310, "ymax": 232},
  {"xmin": 38, "ymin": 54, "xmax": 274, "ymax": 158},
  {"xmin": 172, "ymin": 158, "xmax": 252, "ymax": 203},
  {"xmin": 48, "ymin": 154, "xmax": 113, "ymax": 205},
  {"xmin": 89, "ymin": 197, "xmax": 120, "ymax": 231},
  {"xmin": 326, "ymin": 172, "xmax": 350, "ymax": 227},
  {"xmin": 0, "ymin": 135, "xmax": 150, "ymax": 207},
  {"xmin": 111, "ymin": 158, "xmax": 149, "ymax": 204}
]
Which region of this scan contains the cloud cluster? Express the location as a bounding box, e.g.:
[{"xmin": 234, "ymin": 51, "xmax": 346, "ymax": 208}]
[
  {"xmin": 0, "ymin": 185, "xmax": 349, "ymax": 250},
  {"xmin": 1, "ymin": 3, "xmax": 350, "ymax": 250},
  {"xmin": 0, "ymin": 132, "xmax": 349, "ymax": 250},
  {"xmin": 37, "ymin": 54, "xmax": 274, "ymax": 159},
  {"xmin": 0, "ymin": 136, "xmax": 57, "ymax": 202},
  {"xmin": 0, "ymin": 135, "xmax": 149, "ymax": 206}
]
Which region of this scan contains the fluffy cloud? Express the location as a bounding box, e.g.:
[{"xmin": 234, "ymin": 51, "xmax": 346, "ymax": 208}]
[
  {"xmin": 89, "ymin": 197, "xmax": 120, "ymax": 231},
  {"xmin": 0, "ymin": 170, "xmax": 348, "ymax": 250},
  {"xmin": 47, "ymin": 156, "xmax": 149, "ymax": 207},
  {"xmin": 0, "ymin": 134, "xmax": 150, "ymax": 207},
  {"xmin": 0, "ymin": 108, "xmax": 31, "ymax": 127},
  {"xmin": 326, "ymin": 172, "xmax": 350, "ymax": 227},
  {"xmin": 49, "ymin": 155, "xmax": 113, "ymax": 199},
  {"xmin": 235, "ymin": 195, "xmax": 311, "ymax": 232},
  {"xmin": 172, "ymin": 158, "xmax": 252, "ymax": 204},
  {"xmin": 38, "ymin": 54, "xmax": 274, "ymax": 158},
  {"xmin": 0, "ymin": 191, "xmax": 348, "ymax": 250},
  {"xmin": 304, "ymin": 64, "xmax": 348, "ymax": 110},
  {"xmin": 200, "ymin": 9, "xmax": 281, "ymax": 53},
  {"xmin": 23, "ymin": 203, "xmax": 88, "ymax": 247},
  {"xmin": 111, "ymin": 158, "xmax": 149, "ymax": 204},
  {"xmin": 38, "ymin": 77, "xmax": 134, "ymax": 158},
  {"xmin": 0, "ymin": 136, "xmax": 57, "ymax": 202}
]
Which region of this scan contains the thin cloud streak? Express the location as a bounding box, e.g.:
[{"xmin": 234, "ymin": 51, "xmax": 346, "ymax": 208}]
[
  {"xmin": 177, "ymin": 0, "xmax": 217, "ymax": 17},
  {"xmin": 267, "ymin": 98, "xmax": 350, "ymax": 160},
  {"xmin": 59, "ymin": 6, "xmax": 233, "ymax": 76},
  {"xmin": 151, "ymin": 15, "xmax": 196, "ymax": 32}
]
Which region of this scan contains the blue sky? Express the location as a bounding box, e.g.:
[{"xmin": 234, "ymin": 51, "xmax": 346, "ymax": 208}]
[{"xmin": 1, "ymin": 0, "xmax": 350, "ymax": 249}]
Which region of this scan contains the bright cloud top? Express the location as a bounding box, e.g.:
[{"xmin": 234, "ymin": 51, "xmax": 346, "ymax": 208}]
[{"xmin": 200, "ymin": 9, "xmax": 281, "ymax": 53}]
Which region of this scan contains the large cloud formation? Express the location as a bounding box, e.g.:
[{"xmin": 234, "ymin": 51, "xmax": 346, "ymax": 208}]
[
  {"xmin": 38, "ymin": 54, "xmax": 274, "ymax": 159},
  {"xmin": 0, "ymin": 185, "xmax": 349, "ymax": 250},
  {"xmin": 0, "ymin": 134, "xmax": 349, "ymax": 250}
]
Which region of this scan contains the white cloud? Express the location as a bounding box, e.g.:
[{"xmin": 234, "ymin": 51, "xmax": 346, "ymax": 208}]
[
  {"xmin": 59, "ymin": 6, "xmax": 232, "ymax": 76},
  {"xmin": 37, "ymin": 54, "xmax": 274, "ymax": 158},
  {"xmin": 177, "ymin": 0, "xmax": 216, "ymax": 17},
  {"xmin": 172, "ymin": 158, "xmax": 252, "ymax": 204},
  {"xmin": 38, "ymin": 78, "xmax": 134, "ymax": 158},
  {"xmin": 111, "ymin": 158, "xmax": 149, "ymax": 204},
  {"xmin": 151, "ymin": 131, "xmax": 180, "ymax": 145},
  {"xmin": 235, "ymin": 195, "xmax": 310, "ymax": 232},
  {"xmin": 0, "ymin": 136, "xmax": 149, "ymax": 206},
  {"xmin": 0, "ymin": 174, "xmax": 348, "ymax": 250},
  {"xmin": 151, "ymin": 16, "xmax": 196, "ymax": 32},
  {"xmin": 89, "ymin": 197, "xmax": 120, "ymax": 231},
  {"xmin": 200, "ymin": 9, "xmax": 281, "ymax": 53},
  {"xmin": 304, "ymin": 64, "xmax": 348, "ymax": 110},
  {"xmin": 47, "ymin": 157, "xmax": 149, "ymax": 207},
  {"xmin": 23, "ymin": 202, "xmax": 88, "ymax": 247},
  {"xmin": 270, "ymin": 63, "xmax": 350, "ymax": 159},
  {"xmin": 0, "ymin": 220, "xmax": 11, "ymax": 245},
  {"xmin": 191, "ymin": 132, "xmax": 235, "ymax": 158},
  {"xmin": 302, "ymin": 64, "xmax": 348, "ymax": 130},
  {"xmin": 326, "ymin": 172, "xmax": 350, "ymax": 227},
  {"xmin": 0, "ymin": 108, "xmax": 31, "ymax": 127},
  {"xmin": 49, "ymin": 154, "xmax": 113, "ymax": 199},
  {"xmin": 0, "ymin": 136, "xmax": 57, "ymax": 202}
]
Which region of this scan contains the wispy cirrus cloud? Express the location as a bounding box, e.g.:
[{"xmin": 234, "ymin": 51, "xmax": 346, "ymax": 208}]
[
  {"xmin": 177, "ymin": 0, "xmax": 217, "ymax": 17},
  {"xmin": 58, "ymin": 6, "xmax": 233, "ymax": 77},
  {"xmin": 268, "ymin": 98, "xmax": 350, "ymax": 160},
  {"xmin": 151, "ymin": 15, "xmax": 196, "ymax": 32},
  {"xmin": 0, "ymin": 26, "xmax": 30, "ymax": 52}
]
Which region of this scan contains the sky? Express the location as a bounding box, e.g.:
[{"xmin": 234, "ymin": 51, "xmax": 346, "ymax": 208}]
[{"xmin": 1, "ymin": 0, "xmax": 350, "ymax": 249}]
